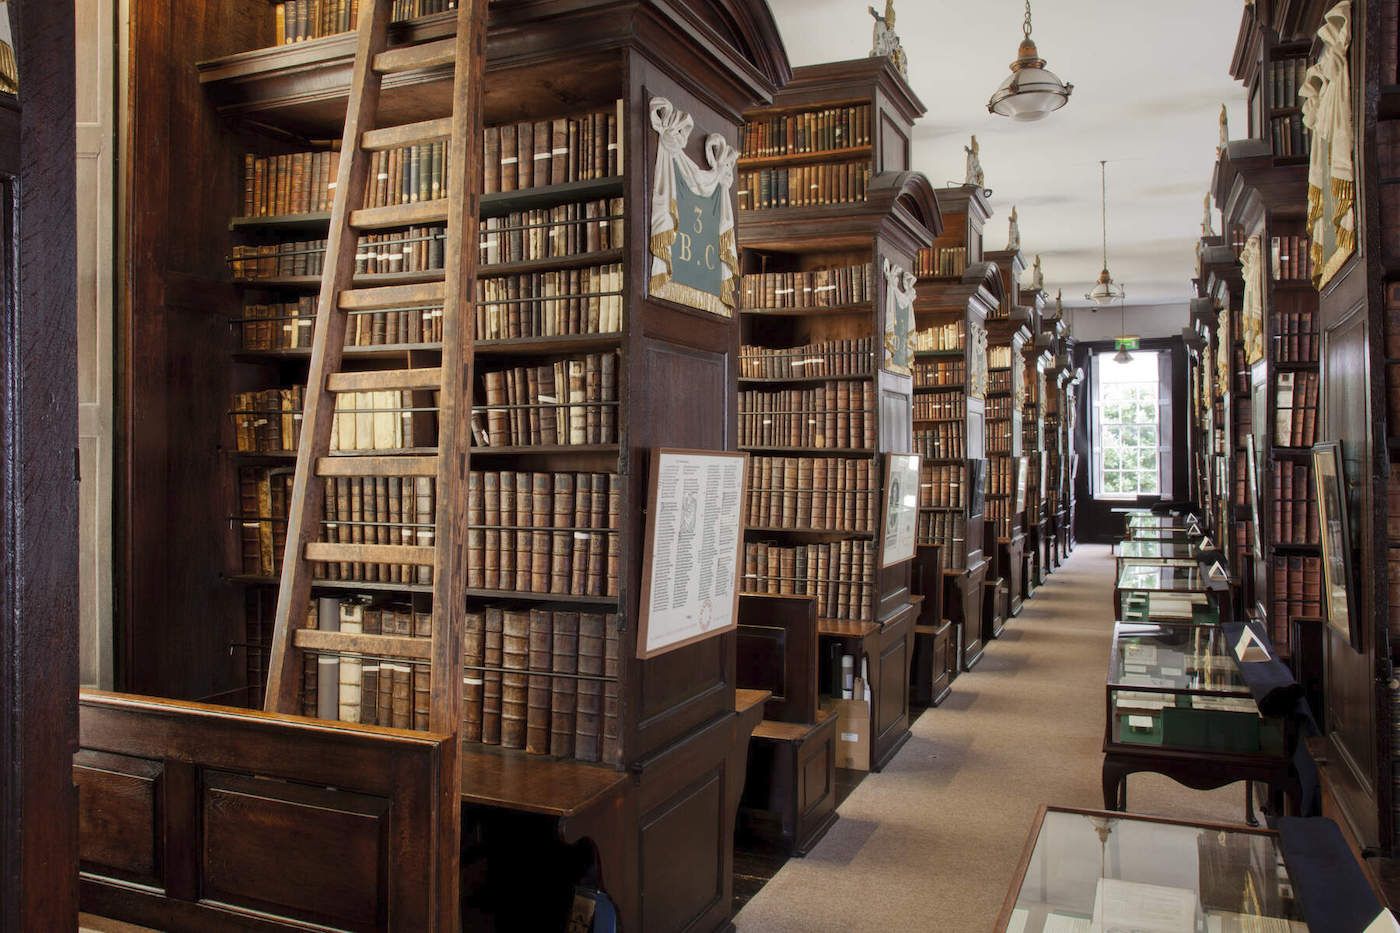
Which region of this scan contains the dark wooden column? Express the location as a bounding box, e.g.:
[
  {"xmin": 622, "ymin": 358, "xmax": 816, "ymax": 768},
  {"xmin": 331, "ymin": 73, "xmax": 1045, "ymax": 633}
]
[{"xmin": 0, "ymin": 0, "xmax": 79, "ymax": 929}]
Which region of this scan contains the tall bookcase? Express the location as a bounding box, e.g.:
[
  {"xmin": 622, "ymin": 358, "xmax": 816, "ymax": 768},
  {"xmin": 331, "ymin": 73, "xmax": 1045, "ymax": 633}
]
[
  {"xmin": 984, "ymin": 246, "xmax": 1034, "ymax": 622},
  {"xmin": 735, "ymin": 56, "xmax": 939, "ymax": 771},
  {"xmin": 121, "ymin": 2, "xmax": 794, "ymax": 929},
  {"xmin": 1037, "ymin": 310, "xmax": 1068, "ymax": 571},
  {"xmin": 1022, "ymin": 292, "xmax": 1052, "ymax": 591},
  {"xmin": 913, "ymin": 184, "xmax": 998, "ymax": 671}
]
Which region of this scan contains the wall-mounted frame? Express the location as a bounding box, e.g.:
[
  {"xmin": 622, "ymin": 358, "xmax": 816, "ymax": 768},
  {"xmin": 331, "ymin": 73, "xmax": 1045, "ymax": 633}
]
[
  {"xmin": 1312, "ymin": 441, "xmax": 1360, "ymax": 650},
  {"xmin": 881, "ymin": 453, "xmax": 920, "ymax": 568},
  {"xmin": 637, "ymin": 448, "xmax": 747, "ymax": 659},
  {"xmin": 968, "ymin": 458, "xmax": 987, "ymax": 520},
  {"xmin": 1245, "ymin": 433, "xmax": 1264, "ymax": 565},
  {"xmin": 1014, "ymin": 456, "xmax": 1029, "ymax": 514}
]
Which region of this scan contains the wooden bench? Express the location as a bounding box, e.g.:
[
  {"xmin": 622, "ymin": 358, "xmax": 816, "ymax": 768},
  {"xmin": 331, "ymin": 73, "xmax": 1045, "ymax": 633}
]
[{"xmin": 735, "ymin": 594, "xmax": 839, "ymax": 856}]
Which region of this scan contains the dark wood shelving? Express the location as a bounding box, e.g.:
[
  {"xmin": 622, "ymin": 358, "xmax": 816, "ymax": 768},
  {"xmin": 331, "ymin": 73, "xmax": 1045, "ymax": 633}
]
[
  {"xmin": 737, "ymin": 372, "xmax": 873, "ymax": 384},
  {"xmin": 740, "ymin": 303, "xmax": 871, "ymax": 317},
  {"xmin": 737, "ymin": 144, "xmax": 871, "ymax": 170}
]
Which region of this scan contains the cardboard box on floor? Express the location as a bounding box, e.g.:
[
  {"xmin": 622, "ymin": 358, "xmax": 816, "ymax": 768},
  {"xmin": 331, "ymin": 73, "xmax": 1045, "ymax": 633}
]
[{"xmin": 821, "ymin": 695, "xmax": 870, "ymax": 771}]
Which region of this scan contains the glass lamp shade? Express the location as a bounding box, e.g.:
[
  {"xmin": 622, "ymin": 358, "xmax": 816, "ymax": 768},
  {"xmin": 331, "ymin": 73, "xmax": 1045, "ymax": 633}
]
[
  {"xmin": 988, "ymin": 39, "xmax": 1073, "ymax": 121},
  {"xmin": 1113, "ymin": 348, "xmax": 1134, "ymax": 365},
  {"xmin": 1085, "ymin": 269, "xmax": 1125, "ymax": 305}
]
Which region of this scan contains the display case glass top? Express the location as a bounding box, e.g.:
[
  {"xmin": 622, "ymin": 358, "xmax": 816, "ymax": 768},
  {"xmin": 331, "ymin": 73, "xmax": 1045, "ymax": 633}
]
[
  {"xmin": 1117, "ymin": 540, "xmax": 1202, "ymax": 561},
  {"xmin": 997, "ymin": 807, "xmax": 1306, "ymax": 931},
  {"xmin": 1126, "ymin": 525, "xmax": 1202, "ymax": 542},
  {"xmin": 1116, "ymin": 563, "xmax": 1207, "ymax": 594},
  {"xmin": 1106, "ymin": 622, "xmax": 1282, "ymax": 757},
  {"xmin": 1126, "ymin": 514, "xmax": 1197, "ymax": 531}
]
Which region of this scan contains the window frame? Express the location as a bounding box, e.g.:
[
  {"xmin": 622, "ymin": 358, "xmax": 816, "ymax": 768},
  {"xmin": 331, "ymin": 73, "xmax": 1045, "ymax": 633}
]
[{"xmin": 1092, "ymin": 350, "xmax": 1164, "ymax": 501}]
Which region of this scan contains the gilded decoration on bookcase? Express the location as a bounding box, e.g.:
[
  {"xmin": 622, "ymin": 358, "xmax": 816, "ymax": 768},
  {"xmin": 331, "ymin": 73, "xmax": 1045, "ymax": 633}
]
[
  {"xmin": 1300, "ymin": 1, "xmax": 1355, "ymax": 288},
  {"xmin": 1216, "ymin": 303, "xmax": 1230, "ymax": 399},
  {"xmin": 868, "ymin": 1, "xmax": 908, "ymax": 79},
  {"xmin": 968, "ymin": 320, "xmax": 989, "ymax": 400},
  {"xmin": 647, "ymin": 97, "xmax": 740, "ymax": 317},
  {"xmin": 964, "ymin": 135, "xmax": 985, "ymax": 188},
  {"xmin": 1240, "ymin": 234, "xmax": 1265, "ymax": 365},
  {"xmin": 881, "ymin": 258, "xmax": 917, "ymax": 376},
  {"xmin": 0, "ymin": 2, "xmax": 15, "ymax": 96}
]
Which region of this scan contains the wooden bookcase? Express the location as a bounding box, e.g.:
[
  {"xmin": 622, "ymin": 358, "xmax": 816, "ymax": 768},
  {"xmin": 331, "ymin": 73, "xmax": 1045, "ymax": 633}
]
[
  {"xmin": 1036, "ymin": 311, "xmax": 1068, "ymax": 571},
  {"xmin": 734, "ymin": 56, "xmax": 938, "ymax": 771},
  {"xmin": 1022, "ymin": 294, "xmax": 1053, "ymax": 591},
  {"xmin": 104, "ymin": 2, "xmax": 794, "ymax": 930},
  {"xmin": 984, "ymin": 247, "xmax": 1034, "ymax": 623},
  {"xmin": 913, "ymin": 185, "xmax": 998, "ymax": 671}
]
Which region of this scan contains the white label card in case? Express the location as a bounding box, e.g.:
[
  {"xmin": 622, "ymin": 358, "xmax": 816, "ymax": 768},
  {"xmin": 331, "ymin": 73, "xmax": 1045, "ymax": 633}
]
[
  {"xmin": 1208, "ymin": 561, "xmax": 1227, "ymax": 579},
  {"xmin": 1364, "ymin": 910, "xmax": 1400, "ymax": 933}
]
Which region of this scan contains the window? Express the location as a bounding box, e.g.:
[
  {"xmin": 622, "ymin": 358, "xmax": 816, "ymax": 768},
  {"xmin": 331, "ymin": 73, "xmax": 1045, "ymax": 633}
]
[{"xmin": 1094, "ymin": 351, "xmax": 1161, "ymax": 499}]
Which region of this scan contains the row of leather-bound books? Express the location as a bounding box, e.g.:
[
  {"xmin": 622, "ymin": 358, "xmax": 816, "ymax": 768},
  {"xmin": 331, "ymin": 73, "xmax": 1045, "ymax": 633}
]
[
  {"xmin": 479, "ymin": 198, "xmax": 624, "ymax": 266},
  {"xmin": 740, "ymin": 262, "xmax": 873, "ymax": 311},
  {"xmin": 986, "ymin": 498, "xmax": 1013, "ymax": 537},
  {"xmin": 231, "ymin": 387, "xmax": 304, "ymax": 453},
  {"xmin": 1270, "ymin": 309, "xmax": 1318, "ymax": 362},
  {"xmin": 737, "ymin": 163, "xmax": 871, "ymax": 212},
  {"xmin": 913, "ymin": 423, "xmax": 965, "ymax": 460},
  {"xmin": 482, "ymin": 102, "xmax": 624, "ymax": 194},
  {"xmin": 987, "ymin": 457, "xmax": 1015, "ymax": 497},
  {"xmin": 738, "ymin": 382, "xmax": 877, "ymax": 450},
  {"xmin": 271, "ymin": 0, "xmax": 455, "ymax": 46},
  {"xmin": 298, "ymin": 597, "xmax": 436, "ymax": 729},
  {"xmin": 1270, "ymin": 235, "xmax": 1314, "ymax": 282},
  {"xmin": 1273, "ymin": 371, "xmax": 1318, "ymax": 448},
  {"xmin": 233, "ymin": 388, "xmax": 433, "ymax": 454},
  {"xmin": 475, "ymin": 263, "xmax": 625, "ymax": 340},
  {"xmin": 240, "ymin": 143, "xmax": 446, "ymax": 218},
  {"xmin": 920, "ymin": 463, "xmax": 965, "ymax": 509},
  {"xmin": 318, "ymin": 475, "xmax": 436, "ymax": 584},
  {"xmin": 911, "ymin": 321, "xmax": 963, "ymax": 352},
  {"xmin": 231, "ymin": 227, "xmax": 446, "ymax": 279},
  {"xmin": 987, "ymin": 346, "xmax": 1013, "ymax": 369},
  {"xmin": 1269, "ymin": 461, "xmax": 1320, "ymax": 546},
  {"xmin": 464, "ymin": 607, "xmax": 622, "ymax": 762},
  {"xmin": 465, "ymin": 470, "xmax": 620, "ymax": 598},
  {"xmin": 738, "ymin": 337, "xmax": 875, "ymax": 380},
  {"xmin": 913, "ymin": 390, "xmax": 964, "ymax": 423},
  {"xmin": 986, "ymin": 420, "xmax": 1010, "ymax": 454},
  {"xmin": 739, "ymin": 104, "xmax": 873, "ymax": 159},
  {"xmin": 1270, "ymin": 555, "xmax": 1322, "ymax": 643},
  {"xmin": 239, "ymin": 467, "xmax": 293, "ymax": 577},
  {"xmin": 741, "ymin": 540, "xmax": 876, "ymax": 622},
  {"xmin": 477, "ymin": 352, "xmax": 618, "ymax": 449},
  {"xmin": 743, "ymin": 456, "xmax": 877, "ymax": 533},
  {"xmin": 240, "ymin": 298, "xmax": 445, "ymax": 351},
  {"xmin": 915, "ymin": 246, "xmax": 967, "ymax": 279},
  {"xmin": 987, "ymin": 369, "xmax": 1012, "ymax": 395},
  {"xmin": 986, "ymin": 396, "xmax": 1014, "ymax": 421},
  {"xmin": 917, "ymin": 512, "xmax": 965, "ymax": 569},
  {"xmin": 914, "ymin": 358, "xmax": 965, "ymax": 388}
]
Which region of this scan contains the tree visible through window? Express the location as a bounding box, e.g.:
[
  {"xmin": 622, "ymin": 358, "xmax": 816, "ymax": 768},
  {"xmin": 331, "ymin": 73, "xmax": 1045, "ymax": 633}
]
[{"xmin": 1095, "ymin": 351, "xmax": 1160, "ymax": 498}]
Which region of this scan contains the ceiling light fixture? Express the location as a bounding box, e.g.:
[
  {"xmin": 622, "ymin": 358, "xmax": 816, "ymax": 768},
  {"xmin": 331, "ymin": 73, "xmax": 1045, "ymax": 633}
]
[
  {"xmin": 988, "ymin": 0, "xmax": 1073, "ymax": 122},
  {"xmin": 1114, "ymin": 290, "xmax": 1135, "ymax": 365},
  {"xmin": 1086, "ymin": 160, "xmax": 1126, "ymax": 307}
]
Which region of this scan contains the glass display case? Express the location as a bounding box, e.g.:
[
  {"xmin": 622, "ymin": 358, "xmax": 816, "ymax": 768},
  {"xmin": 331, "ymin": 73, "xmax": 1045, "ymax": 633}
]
[
  {"xmin": 1126, "ymin": 525, "xmax": 1202, "ymax": 543},
  {"xmin": 1115, "ymin": 540, "xmax": 1202, "ymax": 575},
  {"xmin": 1107, "ymin": 622, "xmax": 1283, "ymax": 757},
  {"xmin": 997, "ymin": 807, "xmax": 1307, "ymax": 931},
  {"xmin": 1115, "ymin": 562, "xmax": 1213, "ymax": 622}
]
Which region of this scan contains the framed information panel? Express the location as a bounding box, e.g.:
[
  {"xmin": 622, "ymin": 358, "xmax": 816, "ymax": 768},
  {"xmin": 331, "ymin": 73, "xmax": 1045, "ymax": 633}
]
[
  {"xmin": 882, "ymin": 453, "xmax": 921, "ymax": 568},
  {"xmin": 637, "ymin": 448, "xmax": 748, "ymax": 659}
]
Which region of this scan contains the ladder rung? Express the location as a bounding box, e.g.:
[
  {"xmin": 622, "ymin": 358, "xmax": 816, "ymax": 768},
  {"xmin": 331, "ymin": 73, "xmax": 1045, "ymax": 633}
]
[
  {"xmin": 305, "ymin": 542, "xmax": 436, "ymax": 567},
  {"xmin": 362, "ymin": 118, "xmax": 453, "ymax": 152},
  {"xmin": 339, "ymin": 281, "xmax": 447, "ymax": 311},
  {"xmin": 350, "ymin": 199, "xmax": 449, "ymax": 231},
  {"xmin": 327, "ymin": 368, "xmax": 443, "ymax": 392},
  {"xmin": 293, "ymin": 628, "xmax": 433, "ymax": 662},
  {"xmin": 316, "ymin": 455, "xmax": 440, "ymax": 477},
  {"xmin": 372, "ymin": 37, "xmax": 456, "ymax": 75}
]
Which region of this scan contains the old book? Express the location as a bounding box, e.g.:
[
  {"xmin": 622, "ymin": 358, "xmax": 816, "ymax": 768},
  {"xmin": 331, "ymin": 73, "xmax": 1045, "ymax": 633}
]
[
  {"xmin": 602, "ymin": 613, "xmax": 622, "ymax": 765},
  {"xmin": 550, "ymin": 611, "xmax": 579, "ymax": 758},
  {"xmin": 526, "ymin": 608, "xmax": 554, "ymax": 755},
  {"xmin": 575, "ymin": 612, "xmax": 604, "ymax": 762},
  {"xmin": 413, "ymin": 664, "xmax": 430, "ymax": 731},
  {"xmin": 500, "ymin": 609, "xmax": 530, "ymax": 749},
  {"xmin": 482, "ymin": 608, "xmax": 504, "ymax": 745}
]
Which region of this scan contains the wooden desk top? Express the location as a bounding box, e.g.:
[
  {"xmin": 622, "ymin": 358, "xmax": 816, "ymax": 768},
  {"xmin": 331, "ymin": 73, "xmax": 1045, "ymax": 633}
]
[
  {"xmin": 736, "ymin": 688, "xmax": 771, "ymax": 718},
  {"xmin": 460, "ymin": 746, "xmax": 629, "ymax": 819},
  {"xmin": 816, "ymin": 619, "xmax": 880, "ymax": 639}
]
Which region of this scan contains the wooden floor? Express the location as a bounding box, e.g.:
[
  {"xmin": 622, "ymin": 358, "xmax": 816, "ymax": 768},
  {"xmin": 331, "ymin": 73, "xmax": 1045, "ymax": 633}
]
[{"xmin": 734, "ymin": 544, "xmax": 1245, "ymax": 931}]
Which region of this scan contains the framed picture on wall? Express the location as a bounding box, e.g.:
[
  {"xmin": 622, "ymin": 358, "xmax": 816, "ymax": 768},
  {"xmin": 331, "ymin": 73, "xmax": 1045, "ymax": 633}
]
[
  {"xmin": 1014, "ymin": 456, "xmax": 1029, "ymax": 514},
  {"xmin": 881, "ymin": 453, "xmax": 921, "ymax": 568},
  {"xmin": 1244, "ymin": 434, "xmax": 1264, "ymax": 563},
  {"xmin": 1313, "ymin": 442, "xmax": 1360, "ymax": 650}
]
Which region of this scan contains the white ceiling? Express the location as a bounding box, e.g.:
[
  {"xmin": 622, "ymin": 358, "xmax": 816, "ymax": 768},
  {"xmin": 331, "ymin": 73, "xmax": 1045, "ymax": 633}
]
[{"xmin": 766, "ymin": 0, "xmax": 1249, "ymax": 310}]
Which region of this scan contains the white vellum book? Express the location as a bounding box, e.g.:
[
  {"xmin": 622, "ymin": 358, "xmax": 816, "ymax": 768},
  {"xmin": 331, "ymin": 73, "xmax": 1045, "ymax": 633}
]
[{"xmin": 1091, "ymin": 877, "xmax": 1199, "ymax": 932}]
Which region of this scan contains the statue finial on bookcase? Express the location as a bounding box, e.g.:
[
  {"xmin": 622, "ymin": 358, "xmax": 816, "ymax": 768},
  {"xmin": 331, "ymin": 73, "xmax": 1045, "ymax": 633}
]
[
  {"xmin": 1028, "ymin": 254, "xmax": 1044, "ymax": 294},
  {"xmin": 964, "ymin": 135, "xmax": 985, "ymax": 188},
  {"xmin": 1217, "ymin": 104, "xmax": 1229, "ymax": 157},
  {"xmin": 1007, "ymin": 205, "xmax": 1021, "ymax": 252},
  {"xmin": 868, "ymin": 1, "xmax": 908, "ymax": 79},
  {"xmin": 1202, "ymin": 193, "xmax": 1216, "ymax": 237}
]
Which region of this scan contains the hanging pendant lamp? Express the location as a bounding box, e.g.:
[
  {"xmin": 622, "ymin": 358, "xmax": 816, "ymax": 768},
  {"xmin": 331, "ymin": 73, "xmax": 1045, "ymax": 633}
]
[
  {"xmin": 988, "ymin": 0, "xmax": 1073, "ymax": 122},
  {"xmin": 1114, "ymin": 290, "xmax": 1134, "ymax": 365},
  {"xmin": 1087, "ymin": 160, "xmax": 1126, "ymax": 307}
]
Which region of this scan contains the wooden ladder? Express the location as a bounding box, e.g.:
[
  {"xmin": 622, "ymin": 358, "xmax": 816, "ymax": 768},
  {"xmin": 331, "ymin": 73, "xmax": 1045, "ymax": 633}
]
[{"xmin": 263, "ymin": 0, "xmax": 485, "ymax": 736}]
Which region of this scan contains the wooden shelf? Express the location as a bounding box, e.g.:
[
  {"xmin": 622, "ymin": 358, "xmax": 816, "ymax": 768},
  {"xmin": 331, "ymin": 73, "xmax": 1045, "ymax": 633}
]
[
  {"xmin": 475, "ymin": 333, "xmax": 623, "ymax": 356},
  {"xmin": 480, "ymin": 177, "xmax": 626, "ymax": 219},
  {"xmin": 463, "ymin": 588, "xmax": 618, "ymax": 606},
  {"xmin": 225, "ymin": 574, "xmax": 433, "ymax": 595},
  {"xmin": 469, "ymin": 444, "xmax": 619, "ymax": 457},
  {"xmin": 234, "ymin": 269, "xmax": 445, "ymax": 290},
  {"xmin": 739, "ymin": 446, "xmax": 876, "ymax": 455},
  {"xmin": 737, "ymin": 372, "xmax": 873, "ymax": 385},
  {"xmin": 234, "ymin": 342, "xmax": 443, "ymax": 362},
  {"xmin": 737, "ymin": 144, "xmax": 871, "ymax": 170},
  {"xmin": 913, "ymin": 348, "xmax": 963, "ymax": 358},
  {"xmin": 740, "ymin": 303, "xmax": 871, "ymax": 317},
  {"xmin": 815, "ymin": 619, "xmax": 880, "ymax": 639},
  {"xmin": 743, "ymin": 526, "xmax": 875, "ymax": 538}
]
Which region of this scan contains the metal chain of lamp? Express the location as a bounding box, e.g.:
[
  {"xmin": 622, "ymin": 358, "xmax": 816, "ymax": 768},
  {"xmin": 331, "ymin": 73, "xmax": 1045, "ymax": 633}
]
[
  {"xmin": 1086, "ymin": 160, "xmax": 1126, "ymax": 307},
  {"xmin": 987, "ymin": 0, "xmax": 1073, "ymax": 122}
]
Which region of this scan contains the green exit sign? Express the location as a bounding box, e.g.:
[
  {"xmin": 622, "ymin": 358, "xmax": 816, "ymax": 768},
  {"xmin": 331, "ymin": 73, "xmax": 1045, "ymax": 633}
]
[{"xmin": 1115, "ymin": 336, "xmax": 1140, "ymax": 351}]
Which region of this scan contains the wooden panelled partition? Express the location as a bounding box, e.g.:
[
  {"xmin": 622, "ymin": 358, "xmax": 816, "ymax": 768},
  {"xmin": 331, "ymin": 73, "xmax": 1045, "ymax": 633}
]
[
  {"xmin": 1, "ymin": 1, "xmax": 80, "ymax": 929},
  {"xmin": 77, "ymin": 692, "xmax": 457, "ymax": 930}
]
